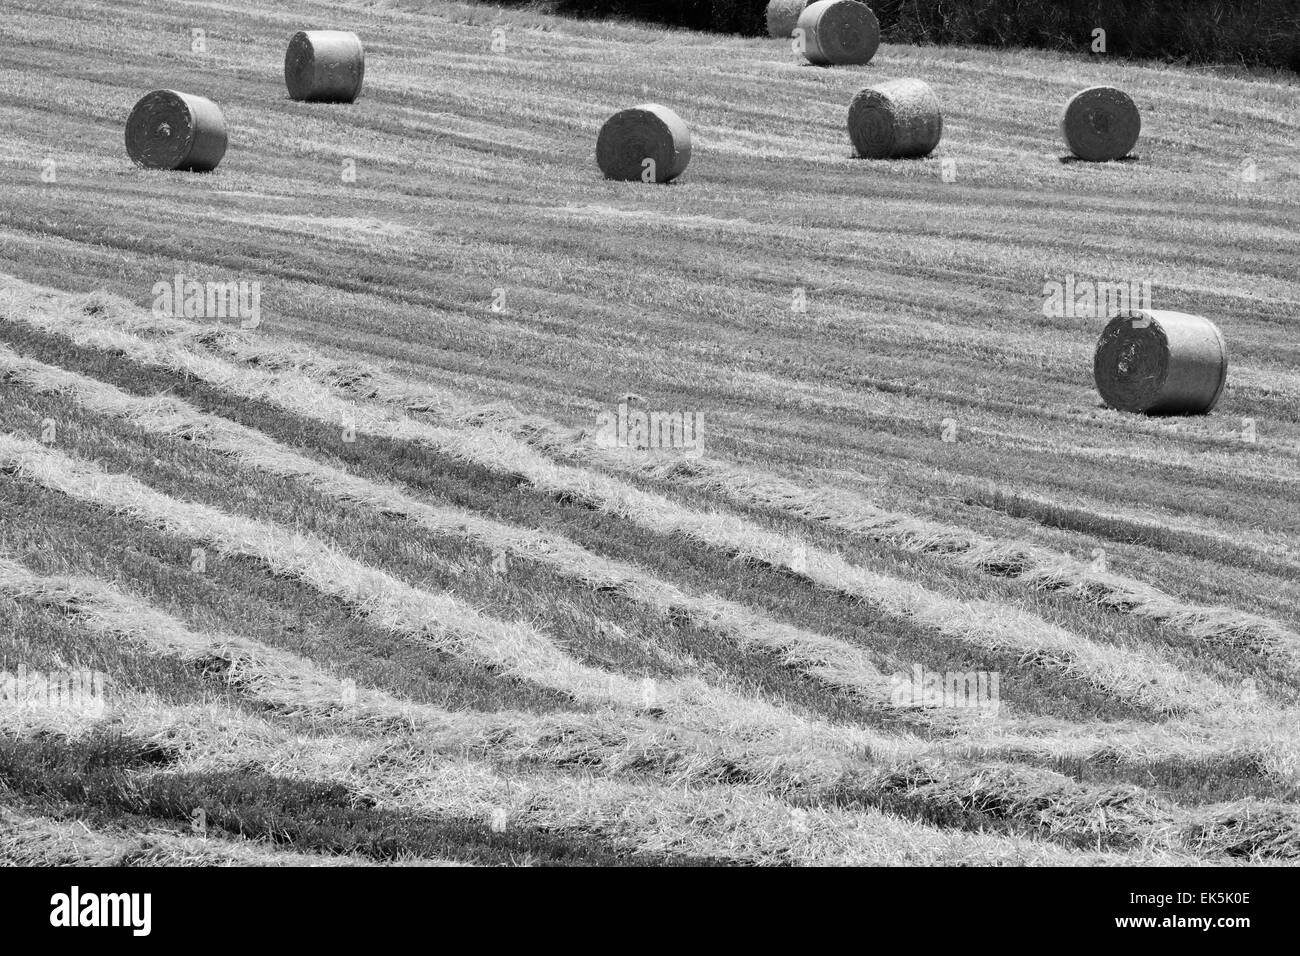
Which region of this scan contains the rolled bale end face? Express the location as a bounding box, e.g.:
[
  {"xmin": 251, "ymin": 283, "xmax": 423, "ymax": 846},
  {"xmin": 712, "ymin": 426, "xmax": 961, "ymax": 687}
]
[
  {"xmin": 848, "ymin": 79, "xmax": 942, "ymax": 159},
  {"xmin": 124, "ymin": 90, "xmax": 227, "ymax": 172},
  {"xmin": 766, "ymin": 0, "xmax": 812, "ymax": 38},
  {"xmin": 1062, "ymin": 86, "xmax": 1140, "ymax": 161},
  {"xmin": 285, "ymin": 30, "xmax": 365, "ymax": 103},
  {"xmin": 797, "ymin": 0, "xmax": 880, "ymax": 66},
  {"xmin": 596, "ymin": 104, "xmax": 692, "ymax": 184},
  {"xmin": 1094, "ymin": 310, "xmax": 1228, "ymax": 415}
]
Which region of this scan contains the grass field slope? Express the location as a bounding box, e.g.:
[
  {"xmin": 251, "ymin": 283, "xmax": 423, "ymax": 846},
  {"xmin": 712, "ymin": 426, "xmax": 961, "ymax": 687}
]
[{"xmin": 0, "ymin": 0, "xmax": 1297, "ymax": 865}]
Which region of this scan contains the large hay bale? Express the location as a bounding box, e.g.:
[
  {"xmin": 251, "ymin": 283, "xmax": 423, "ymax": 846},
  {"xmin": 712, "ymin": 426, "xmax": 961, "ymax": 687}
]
[
  {"xmin": 797, "ymin": 0, "xmax": 880, "ymax": 66},
  {"xmin": 1094, "ymin": 310, "xmax": 1228, "ymax": 415},
  {"xmin": 124, "ymin": 90, "xmax": 227, "ymax": 172},
  {"xmin": 595, "ymin": 104, "xmax": 691, "ymax": 183},
  {"xmin": 1061, "ymin": 86, "xmax": 1140, "ymax": 161},
  {"xmin": 848, "ymin": 78, "xmax": 942, "ymax": 158},
  {"xmin": 284, "ymin": 30, "xmax": 365, "ymax": 103},
  {"xmin": 766, "ymin": 0, "xmax": 813, "ymax": 38}
]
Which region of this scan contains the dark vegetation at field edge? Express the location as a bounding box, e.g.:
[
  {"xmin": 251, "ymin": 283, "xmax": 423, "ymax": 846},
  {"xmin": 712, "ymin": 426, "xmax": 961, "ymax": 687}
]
[{"xmin": 463, "ymin": 0, "xmax": 1300, "ymax": 71}]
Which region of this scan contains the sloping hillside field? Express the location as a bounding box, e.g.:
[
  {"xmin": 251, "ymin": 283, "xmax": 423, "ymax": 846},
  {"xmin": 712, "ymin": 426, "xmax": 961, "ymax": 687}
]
[{"xmin": 0, "ymin": 0, "xmax": 1298, "ymax": 865}]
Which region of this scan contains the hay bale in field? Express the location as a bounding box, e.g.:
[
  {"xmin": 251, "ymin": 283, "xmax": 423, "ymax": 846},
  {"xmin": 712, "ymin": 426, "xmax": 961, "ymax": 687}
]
[
  {"xmin": 766, "ymin": 0, "xmax": 813, "ymax": 38},
  {"xmin": 284, "ymin": 30, "xmax": 365, "ymax": 103},
  {"xmin": 124, "ymin": 90, "xmax": 227, "ymax": 172},
  {"xmin": 595, "ymin": 104, "xmax": 692, "ymax": 183},
  {"xmin": 796, "ymin": 0, "xmax": 880, "ymax": 66},
  {"xmin": 1061, "ymin": 86, "xmax": 1140, "ymax": 161},
  {"xmin": 1094, "ymin": 310, "xmax": 1228, "ymax": 415},
  {"xmin": 847, "ymin": 78, "xmax": 942, "ymax": 158}
]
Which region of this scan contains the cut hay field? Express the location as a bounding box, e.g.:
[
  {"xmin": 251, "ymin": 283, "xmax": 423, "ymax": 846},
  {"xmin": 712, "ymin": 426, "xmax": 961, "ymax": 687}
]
[{"xmin": 0, "ymin": 0, "xmax": 1298, "ymax": 866}]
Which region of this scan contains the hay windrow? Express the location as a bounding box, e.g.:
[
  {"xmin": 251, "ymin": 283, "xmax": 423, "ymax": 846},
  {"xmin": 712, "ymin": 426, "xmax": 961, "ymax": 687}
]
[
  {"xmin": 124, "ymin": 90, "xmax": 227, "ymax": 172},
  {"xmin": 284, "ymin": 30, "xmax": 365, "ymax": 103},
  {"xmin": 848, "ymin": 78, "xmax": 943, "ymax": 159},
  {"xmin": 838, "ymin": 760, "xmax": 1168, "ymax": 846},
  {"xmin": 20, "ymin": 713, "xmax": 1202, "ymax": 866},
  {"xmin": 0, "ymin": 432, "xmax": 654, "ymax": 713},
  {"xmin": 596, "ymin": 104, "xmax": 691, "ymax": 183},
  {"xmin": 0, "ymin": 809, "xmax": 400, "ymax": 867},
  {"xmin": 4, "ymin": 284, "xmax": 1299, "ymax": 773},
  {"xmin": 1062, "ymin": 86, "xmax": 1141, "ymax": 161},
  {"xmin": 0, "ymin": 552, "xmax": 1048, "ymax": 814},
  {"xmin": 40, "ymin": 700, "xmax": 1289, "ymax": 863},
  {"xmin": 797, "ymin": 0, "xmax": 880, "ymax": 66},
  {"xmin": 1184, "ymin": 801, "xmax": 1300, "ymax": 860},
  {"xmin": 0, "ymin": 550, "xmax": 881, "ymax": 789},
  {"xmin": 5, "ymin": 546, "xmax": 1296, "ymax": 856},
  {"xmin": 0, "ymin": 345, "xmax": 894, "ymax": 705},
  {"xmin": 226, "ymin": 338, "xmax": 1296, "ymax": 660},
  {"xmin": 80, "ymin": 287, "xmax": 1287, "ymax": 667},
  {"xmin": 17, "ymin": 543, "xmax": 1297, "ymax": 802},
  {"xmin": 0, "ymin": 293, "xmax": 1250, "ymax": 718},
  {"xmin": 0, "ymin": 553, "xmax": 425, "ymax": 729},
  {"xmin": 0, "ymin": 432, "xmax": 945, "ymax": 763},
  {"xmin": 8, "ymin": 454, "xmax": 1290, "ymax": 807},
  {"xmin": 1094, "ymin": 310, "xmax": 1229, "ymax": 415}
]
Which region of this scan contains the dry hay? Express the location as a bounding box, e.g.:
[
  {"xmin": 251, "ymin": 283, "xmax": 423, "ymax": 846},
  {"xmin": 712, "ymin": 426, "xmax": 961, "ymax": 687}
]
[
  {"xmin": 766, "ymin": 0, "xmax": 813, "ymax": 38},
  {"xmin": 45, "ymin": 713, "xmax": 1197, "ymax": 866},
  {"xmin": 0, "ymin": 809, "xmax": 395, "ymax": 867},
  {"xmin": 1061, "ymin": 86, "xmax": 1141, "ymax": 161},
  {"xmin": 1184, "ymin": 801, "xmax": 1300, "ymax": 860},
  {"xmin": 596, "ymin": 104, "xmax": 692, "ymax": 183},
  {"xmin": 796, "ymin": 0, "xmax": 880, "ymax": 66},
  {"xmin": 71, "ymin": 278, "xmax": 1283, "ymax": 665},
  {"xmin": 851, "ymin": 761, "xmax": 1166, "ymax": 844},
  {"xmin": 1094, "ymin": 310, "xmax": 1228, "ymax": 415},
  {"xmin": 0, "ymin": 433, "xmax": 910, "ymax": 752},
  {"xmin": 284, "ymin": 30, "xmax": 365, "ymax": 103},
  {"xmin": 848, "ymin": 78, "xmax": 943, "ymax": 159},
  {"xmin": 0, "ymin": 345, "xmax": 894, "ymax": 704},
  {"xmin": 124, "ymin": 90, "xmax": 227, "ymax": 171},
  {"xmin": 0, "ymin": 291, "xmax": 1244, "ymax": 719}
]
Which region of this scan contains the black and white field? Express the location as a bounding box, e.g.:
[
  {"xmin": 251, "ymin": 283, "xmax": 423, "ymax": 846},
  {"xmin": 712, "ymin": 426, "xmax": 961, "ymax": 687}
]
[{"xmin": 0, "ymin": 0, "xmax": 1298, "ymax": 864}]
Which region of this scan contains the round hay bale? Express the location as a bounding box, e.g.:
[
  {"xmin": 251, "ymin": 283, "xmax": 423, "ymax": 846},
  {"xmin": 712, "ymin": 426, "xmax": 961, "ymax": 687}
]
[
  {"xmin": 595, "ymin": 104, "xmax": 691, "ymax": 183},
  {"xmin": 848, "ymin": 78, "xmax": 942, "ymax": 159},
  {"xmin": 796, "ymin": 0, "xmax": 880, "ymax": 66},
  {"xmin": 124, "ymin": 90, "xmax": 227, "ymax": 172},
  {"xmin": 766, "ymin": 0, "xmax": 813, "ymax": 38},
  {"xmin": 1061, "ymin": 86, "xmax": 1140, "ymax": 161},
  {"xmin": 284, "ymin": 30, "xmax": 365, "ymax": 103},
  {"xmin": 1094, "ymin": 310, "xmax": 1228, "ymax": 415}
]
